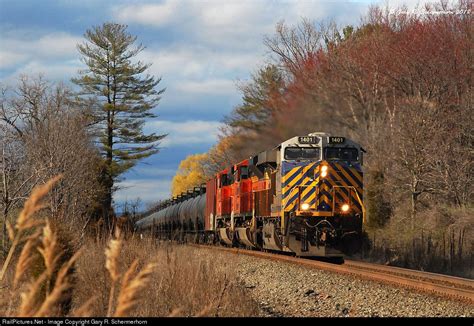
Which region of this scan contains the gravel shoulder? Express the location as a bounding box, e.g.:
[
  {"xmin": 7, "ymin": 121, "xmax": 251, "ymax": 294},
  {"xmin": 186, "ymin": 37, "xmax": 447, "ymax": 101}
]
[{"xmin": 217, "ymin": 250, "xmax": 474, "ymax": 317}]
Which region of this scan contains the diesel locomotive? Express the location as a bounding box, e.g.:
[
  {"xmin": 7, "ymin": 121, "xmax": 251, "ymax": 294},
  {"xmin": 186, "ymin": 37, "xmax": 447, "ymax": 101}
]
[{"xmin": 136, "ymin": 132, "xmax": 365, "ymax": 258}]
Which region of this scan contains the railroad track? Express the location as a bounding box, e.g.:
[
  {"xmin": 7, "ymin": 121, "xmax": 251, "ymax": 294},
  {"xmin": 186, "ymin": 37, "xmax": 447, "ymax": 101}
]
[{"xmin": 191, "ymin": 244, "xmax": 474, "ymax": 305}]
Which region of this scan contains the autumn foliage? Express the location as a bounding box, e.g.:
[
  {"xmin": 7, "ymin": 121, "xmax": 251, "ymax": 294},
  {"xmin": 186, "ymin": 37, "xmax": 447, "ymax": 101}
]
[
  {"xmin": 181, "ymin": 1, "xmax": 473, "ymax": 274},
  {"xmin": 171, "ymin": 153, "xmax": 210, "ymax": 197}
]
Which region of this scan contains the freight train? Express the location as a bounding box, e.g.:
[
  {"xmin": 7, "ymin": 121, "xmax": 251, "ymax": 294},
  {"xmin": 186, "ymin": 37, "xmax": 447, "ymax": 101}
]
[{"xmin": 136, "ymin": 132, "xmax": 365, "ymax": 258}]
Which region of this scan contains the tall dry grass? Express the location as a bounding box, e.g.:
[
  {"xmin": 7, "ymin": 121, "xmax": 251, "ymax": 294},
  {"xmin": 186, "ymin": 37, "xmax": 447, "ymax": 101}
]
[
  {"xmin": 71, "ymin": 234, "xmax": 259, "ymax": 316},
  {"xmin": 0, "ymin": 176, "xmax": 259, "ymax": 317}
]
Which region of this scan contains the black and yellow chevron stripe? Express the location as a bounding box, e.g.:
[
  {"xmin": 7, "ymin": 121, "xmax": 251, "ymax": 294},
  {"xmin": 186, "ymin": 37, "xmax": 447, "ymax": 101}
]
[
  {"xmin": 281, "ymin": 161, "xmax": 363, "ymax": 214},
  {"xmin": 326, "ymin": 162, "xmax": 363, "ymax": 213},
  {"xmin": 282, "ymin": 162, "xmax": 317, "ymax": 212}
]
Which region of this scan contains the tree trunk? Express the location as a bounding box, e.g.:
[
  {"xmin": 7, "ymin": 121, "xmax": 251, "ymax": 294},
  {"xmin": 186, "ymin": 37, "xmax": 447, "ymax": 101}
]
[
  {"xmin": 104, "ymin": 100, "xmax": 114, "ymax": 235},
  {"xmin": 410, "ymin": 192, "xmax": 416, "ymax": 231},
  {"xmin": 103, "ymin": 172, "xmax": 113, "ymax": 235},
  {"xmin": 410, "ymin": 176, "xmax": 419, "ymax": 231},
  {"xmin": 2, "ymin": 205, "xmax": 7, "ymax": 258},
  {"xmin": 1, "ymin": 152, "xmax": 9, "ymax": 257}
]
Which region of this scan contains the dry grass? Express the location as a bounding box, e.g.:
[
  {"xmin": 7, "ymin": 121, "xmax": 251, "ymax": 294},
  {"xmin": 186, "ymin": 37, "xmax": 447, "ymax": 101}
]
[
  {"xmin": 72, "ymin": 237, "xmax": 259, "ymax": 317},
  {"xmin": 0, "ymin": 176, "xmax": 62, "ymax": 282},
  {"xmin": 0, "ymin": 176, "xmax": 259, "ymax": 317}
]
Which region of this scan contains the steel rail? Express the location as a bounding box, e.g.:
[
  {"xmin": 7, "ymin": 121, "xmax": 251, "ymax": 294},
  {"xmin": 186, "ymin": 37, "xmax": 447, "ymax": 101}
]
[
  {"xmin": 191, "ymin": 244, "xmax": 474, "ymax": 305},
  {"xmin": 344, "ymin": 260, "xmax": 474, "ymax": 291}
]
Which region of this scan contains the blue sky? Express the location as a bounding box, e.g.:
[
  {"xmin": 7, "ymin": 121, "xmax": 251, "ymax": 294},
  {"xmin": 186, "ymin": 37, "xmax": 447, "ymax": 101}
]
[{"xmin": 0, "ymin": 0, "xmax": 426, "ymax": 209}]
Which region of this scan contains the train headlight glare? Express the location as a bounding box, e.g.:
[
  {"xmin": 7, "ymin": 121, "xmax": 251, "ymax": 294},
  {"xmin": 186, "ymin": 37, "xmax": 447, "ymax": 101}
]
[
  {"xmin": 321, "ymin": 165, "xmax": 328, "ymax": 178},
  {"xmin": 341, "ymin": 204, "xmax": 350, "ymax": 212},
  {"xmin": 301, "ymin": 203, "xmax": 310, "ymax": 211}
]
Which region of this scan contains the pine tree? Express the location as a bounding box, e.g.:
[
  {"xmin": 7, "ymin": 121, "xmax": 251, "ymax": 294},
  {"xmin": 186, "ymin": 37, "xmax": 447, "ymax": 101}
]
[
  {"xmin": 225, "ymin": 64, "xmax": 283, "ymax": 133},
  {"xmin": 73, "ymin": 23, "xmax": 166, "ymax": 229}
]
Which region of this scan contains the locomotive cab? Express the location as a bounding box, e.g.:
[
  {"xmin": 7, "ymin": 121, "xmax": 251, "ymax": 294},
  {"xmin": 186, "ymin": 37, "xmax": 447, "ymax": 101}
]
[{"xmin": 277, "ymin": 132, "xmax": 364, "ymax": 257}]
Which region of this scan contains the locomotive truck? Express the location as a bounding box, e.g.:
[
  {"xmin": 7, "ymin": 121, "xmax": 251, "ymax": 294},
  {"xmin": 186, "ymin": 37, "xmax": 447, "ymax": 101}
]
[{"xmin": 136, "ymin": 132, "xmax": 365, "ymax": 258}]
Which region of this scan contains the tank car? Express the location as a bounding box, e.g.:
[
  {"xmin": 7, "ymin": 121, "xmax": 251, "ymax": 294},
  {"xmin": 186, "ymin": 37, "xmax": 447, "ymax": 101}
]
[{"xmin": 135, "ymin": 186, "xmax": 206, "ymax": 243}]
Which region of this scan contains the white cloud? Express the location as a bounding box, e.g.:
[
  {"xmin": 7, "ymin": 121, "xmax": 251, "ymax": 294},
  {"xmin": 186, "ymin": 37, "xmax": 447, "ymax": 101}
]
[
  {"xmin": 115, "ymin": 0, "xmax": 438, "ymax": 52},
  {"xmin": 138, "ymin": 46, "xmax": 207, "ymax": 79},
  {"xmin": 114, "ymin": 1, "xmax": 268, "ymax": 50},
  {"xmin": 375, "ymin": 0, "xmax": 434, "ymax": 11},
  {"xmin": 136, "ymin": 45, "xmax": 261, "ymax": 114},
  {"xmin": 0, "ymin": 32, "xmax": 81, "ymax": 68},
  {"xmin": 202, "ymin": 4, "xmax": 241, "ymax": 26},
  {"xmin": 0, "ymin": 50, "xmax": 28, "ymax": 69},
  {"xmin": 114, "ymin": 179, "xmax": 171, "ymax": 202},
  {"xmin": 113, "ymin": 1, "xmax": 183, "ymax": 27},
  {"xmin": 175, "ymin": 79, "xmax": 235, "ymax": 95},
  {"xmin": 35, "ymin": 33, "xmax": 82, "ymax": 57},
  {"xmin": 146, "ymin": 120, "xmax": 222, "ymax": 147},
  {"xmin": 1, "ymin": 60, "xmax": 82, "ymax": 85},
  {"xmin": 139, "ymin": 46, "xmax": 262, "ymax": 80},
  {"xmin": 113, "ymin": 0, "xmax": 370, "ymax": 50},
  {"xmin": 0, "ymin": 31, "xmax": 83, "ymax": 84}
]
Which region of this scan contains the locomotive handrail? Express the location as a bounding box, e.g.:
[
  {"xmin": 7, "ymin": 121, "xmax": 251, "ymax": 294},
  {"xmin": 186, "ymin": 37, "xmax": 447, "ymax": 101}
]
[
  {"xmin": 296, "ymin": 183, "xmax": 316, "ymax": 210},
  {"xmin": 352, "ymin": 188, "xmax": 366, "ymax": 223}
]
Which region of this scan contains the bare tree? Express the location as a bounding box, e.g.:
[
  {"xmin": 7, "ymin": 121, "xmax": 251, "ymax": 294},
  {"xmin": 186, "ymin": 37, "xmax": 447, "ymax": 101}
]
[
  {"xmin": 0, "ymin": 76, "xmax": 105, "ymax": 242},
  {"xmin": 0, "ymin": 126, "xmax": 40, "ymax": 256}
]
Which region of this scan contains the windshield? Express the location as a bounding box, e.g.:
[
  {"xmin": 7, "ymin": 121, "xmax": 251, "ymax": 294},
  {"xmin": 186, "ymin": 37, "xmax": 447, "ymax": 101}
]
[
  {"xmin": 324, "ymin": 147, "xmax": 359, "ymax": 162},
  {"xmin": 284, "ymin": 147, "xmax": 320, "ymax": 161}
]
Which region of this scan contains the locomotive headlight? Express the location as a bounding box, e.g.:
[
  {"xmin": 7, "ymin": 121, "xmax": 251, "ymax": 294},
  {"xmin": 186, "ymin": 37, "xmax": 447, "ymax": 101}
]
[
  {"xmin": 321, "ymin": 165, "xmax": 328, "ymax": 178},
  {"xmin": 301, "ymin": 203, "xmax": 310, "ymax": 211},
  {"xmin": 341, "ymin": 204, "xmax": 350, "ymax": 212}
]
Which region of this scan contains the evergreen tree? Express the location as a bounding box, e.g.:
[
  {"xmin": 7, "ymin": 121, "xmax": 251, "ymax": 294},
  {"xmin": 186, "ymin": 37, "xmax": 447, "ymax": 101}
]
[
  {"xmin": 225, "ymin": 64, "xmax": 283, "ymax": 133},
  {"xmin": 73, "ymin": 23, "xmax": 166, "ymax": 229}
]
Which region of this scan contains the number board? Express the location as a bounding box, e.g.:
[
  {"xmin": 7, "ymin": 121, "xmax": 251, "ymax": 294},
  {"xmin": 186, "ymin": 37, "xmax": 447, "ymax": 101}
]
[
  {"xmin": 298, "ymin": 136, "xmax": 319, "ymax": 144},
  {"xmin": 328, "ymin": 136, "xmax": 345, "ymax": 144}
]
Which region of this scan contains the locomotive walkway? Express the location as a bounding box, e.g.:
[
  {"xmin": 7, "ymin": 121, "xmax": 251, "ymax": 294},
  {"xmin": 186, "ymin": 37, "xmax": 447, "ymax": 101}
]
[{"xmin": 192, "ymin": 244, "xmax": 474, "ymax": 305}]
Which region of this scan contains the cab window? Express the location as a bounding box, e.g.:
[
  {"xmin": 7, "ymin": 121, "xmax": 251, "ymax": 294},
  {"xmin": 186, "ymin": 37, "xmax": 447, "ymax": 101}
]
[
  {"xmin": 324, "ymin": 147, "xmax": 359, "ymax": 161},
  {"xmin": 284, "ymin": 147, "xmax": 320, "ymax": 160},
  {"xmin": 240, "ymin": 166, "xmax": 249, "ymax": 179}
]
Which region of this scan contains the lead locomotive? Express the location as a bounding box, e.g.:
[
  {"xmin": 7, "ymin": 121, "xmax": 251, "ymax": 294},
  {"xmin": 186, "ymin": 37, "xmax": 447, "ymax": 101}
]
[{"xmin": 136, "ymin": 132, "xmax": 365, "ymax": 258}]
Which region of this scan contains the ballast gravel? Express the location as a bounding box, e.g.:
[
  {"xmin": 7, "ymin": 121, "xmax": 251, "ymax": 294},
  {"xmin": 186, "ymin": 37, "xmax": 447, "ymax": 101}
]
[{"xmin": 217, "ymin": 251, "xmax": 473, "ymax": 317}]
